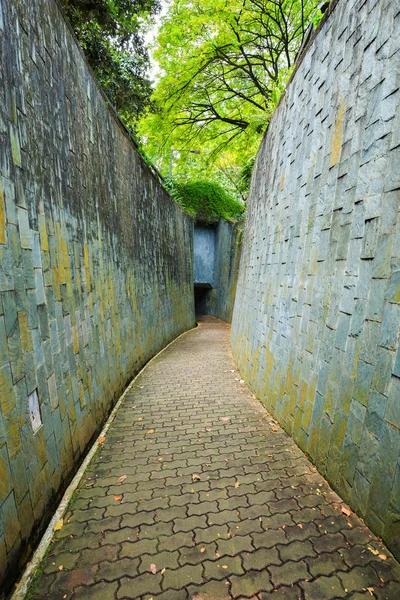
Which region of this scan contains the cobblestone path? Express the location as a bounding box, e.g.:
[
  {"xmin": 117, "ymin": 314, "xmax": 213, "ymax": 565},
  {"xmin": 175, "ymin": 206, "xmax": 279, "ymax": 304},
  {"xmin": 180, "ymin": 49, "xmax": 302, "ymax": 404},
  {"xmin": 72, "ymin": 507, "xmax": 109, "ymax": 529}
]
[{"xmin": 28, "ymin": 317, "xmax": 400, "ymax": 600}]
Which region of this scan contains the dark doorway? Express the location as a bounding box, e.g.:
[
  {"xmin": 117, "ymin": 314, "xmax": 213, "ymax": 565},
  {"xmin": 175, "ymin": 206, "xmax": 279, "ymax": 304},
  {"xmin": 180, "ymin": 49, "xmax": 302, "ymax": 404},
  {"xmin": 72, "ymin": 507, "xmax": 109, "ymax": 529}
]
[{"xmin": 194, "ymin": 283, "xmax": 212, "ymax": 315}]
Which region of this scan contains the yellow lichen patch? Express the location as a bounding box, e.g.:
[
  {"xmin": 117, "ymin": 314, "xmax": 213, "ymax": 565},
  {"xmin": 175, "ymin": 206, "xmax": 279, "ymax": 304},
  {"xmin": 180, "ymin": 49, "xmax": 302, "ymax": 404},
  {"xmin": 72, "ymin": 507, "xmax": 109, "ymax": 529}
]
[
  {"xmin": 36, "ymin": 431, "xmax": 47, "ymax": 468},
  {"xmin": 0, "ymin": 367, "xmax": 15, "ymax": 416},
  {"xmin": 52, "ymin": 267, "xmax": 61, "ymax": 301},
  {"xmin": 298, "ymin": 380, "xmax": 308, "ymax": 411},
  {"xmin": 330, "ymin": 102, "xmax": 346, "ymax": 167},
  {"xmin": 83, "ymin": 244, "xmax": 91, "ymax": 291},
  {"xmin": 18, "ymin": 312, "xmax": 32, "ymax": 352},
  {"xmin": 0, "ymin": 185, "xmax": 6, "ymax": 244},
  {"xmin": 5, "ymin": 418, "xmax": 22, "ymax": 459},
  {"xmin": 38, "ymin": 214, "xmax": 49, "ymax": 252},
  {"xmin": 73, "ymin": 326, "xmax": 79, "ymax": 355},
  {"xmin": 280, "ymin": 171, "xmax": 285, "ymax": 191}
]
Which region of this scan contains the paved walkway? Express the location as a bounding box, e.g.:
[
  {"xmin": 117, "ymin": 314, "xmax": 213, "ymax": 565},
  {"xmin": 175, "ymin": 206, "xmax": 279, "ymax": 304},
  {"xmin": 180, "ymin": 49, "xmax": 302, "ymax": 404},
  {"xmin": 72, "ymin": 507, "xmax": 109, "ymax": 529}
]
[{"xmin": 28, "ymin": 317, "xmax": 400, "ymax": 600}]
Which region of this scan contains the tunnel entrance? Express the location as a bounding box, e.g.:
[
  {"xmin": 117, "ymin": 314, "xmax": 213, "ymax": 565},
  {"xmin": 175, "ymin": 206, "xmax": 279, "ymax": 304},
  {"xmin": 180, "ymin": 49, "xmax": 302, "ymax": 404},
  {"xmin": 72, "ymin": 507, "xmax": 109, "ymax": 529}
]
[{"xmin": 194, "ymin": 283, "xmax": 212, "ymax": 314}]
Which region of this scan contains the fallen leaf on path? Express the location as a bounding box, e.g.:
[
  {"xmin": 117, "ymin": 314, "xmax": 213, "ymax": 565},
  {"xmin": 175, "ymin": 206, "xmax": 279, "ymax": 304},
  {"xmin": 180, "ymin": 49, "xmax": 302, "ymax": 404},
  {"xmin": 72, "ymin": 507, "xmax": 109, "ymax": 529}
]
[
  {"xmin": 379, "ymin": 554, "xmax": 387, "ymax": 560},
  {"xmin": 58, "ymin": 565, "xmax": 63, "ymax": 571},
  {"xmin": 53, "ymin": 519, "xmax": 63, "ymax": 532},
  {"xmin": 137, "ymin": 418, "xmax": 143, "ymax": 422},
  {"xmin": 114, "ymin": 495, "xmax": 122, "ymax": 501},
  {"xmin": 272, "ymin": 427, "xmax": 279, "ymax": 432},
  {"xmin": 368, "ymin": 546, "xmax": 379, "ymax": 555},
  {"xmin": 98, "ymin": 436, "xmax": 105, "ymax": 444},
  {"xmin": 200, "ymin": 548, "xmax": 206, "ymax": 553},
  {"xmin": 366, "ymin": 588, "xmax": 374, "ymax": 596},
  {"xmin": 161, "ymin": 568, "xmax": 166, "ymax": 575},
  {"xmin": 150, "ymin": 563, "xmax": 157, "ymax": 574},
  {"xmin": 222, "ymin": 565, "xmax": 228, "ymax": 569},
  {"xmin": 117, "ymin": 475, "xmax": 127, "ymax": 484},
  {"xmin": 192, "ymin": 474, "xmax": 201, "ymax": 481},
  {"xmin": 147, "ymin": 429, "xmax": 154, "ymax": 434},
  {"xmin": 341, "ymin": 506, "xmax": 351, "ymax": 517},
  {"xmin": 234, "ymin": 482, "xmax": 240, "ymax": 488},
  {"xmin": 297, "ymin": 523, "xmax": 303, "ymax": 529},
  {"xmin": 222, "ymin": 417, "xmax": 230, "ymax": 422}
]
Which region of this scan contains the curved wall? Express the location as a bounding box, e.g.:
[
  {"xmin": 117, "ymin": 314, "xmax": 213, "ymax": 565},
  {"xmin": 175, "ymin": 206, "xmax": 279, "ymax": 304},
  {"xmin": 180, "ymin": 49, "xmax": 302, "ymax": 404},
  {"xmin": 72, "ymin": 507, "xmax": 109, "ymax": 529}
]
[
  {"xmin": 232, "ymin": 0, "xmax": 400, "ymax": 558},
  {"xmin": 0, "ymin": 0, "xmax": 194, "ymax": 592}
]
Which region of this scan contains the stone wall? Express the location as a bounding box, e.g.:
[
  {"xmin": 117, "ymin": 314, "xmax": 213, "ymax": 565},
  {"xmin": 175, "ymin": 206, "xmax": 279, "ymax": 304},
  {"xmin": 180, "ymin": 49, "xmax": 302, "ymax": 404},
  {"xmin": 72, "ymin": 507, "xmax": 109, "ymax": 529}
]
[
  {"xmin": 0, "ymin": 0, "xmax": 194, "ymax": 591},
  {"xmin": 195, "ymin": 221, "xmax": 242, "ymax": 323},
  {"xmin": 231, "ymin": 0, "xmax": 400, "ymax": 558},
  {"xmin": 194, "ymin": 226, "xmax": 216, "ymax": 286}
]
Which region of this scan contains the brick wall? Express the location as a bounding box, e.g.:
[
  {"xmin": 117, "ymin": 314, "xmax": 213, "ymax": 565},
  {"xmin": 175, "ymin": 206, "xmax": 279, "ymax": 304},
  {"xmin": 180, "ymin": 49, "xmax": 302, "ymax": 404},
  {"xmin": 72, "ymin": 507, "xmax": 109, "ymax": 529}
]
[
  {"xmin": 231, "ymin": 0, "xmax": 400, "ymax": 559},
  {"xmin": 0, "ymin": 0, "xmax": 194, "ymax": 591}
]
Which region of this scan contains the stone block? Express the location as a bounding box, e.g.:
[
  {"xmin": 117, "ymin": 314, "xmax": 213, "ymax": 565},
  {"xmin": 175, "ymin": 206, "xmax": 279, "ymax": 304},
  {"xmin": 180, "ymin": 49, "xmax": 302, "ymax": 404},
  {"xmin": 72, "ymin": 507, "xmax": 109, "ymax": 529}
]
[
  {"xmin": 380, "ymin": 302, "xmax": 400, "ymax": 350},
  {"xmin": 385, "ymin": 270, "xmax": 400, "ymax": 304},
  {"xmin": 0, "ymin": 316, "xmax": 8, "ymax": 367},
  {"xmin": 365, "ymin": 391, "xmax": 387, "ymax": 439},
  {"xmin": 17, "ymin": 207, "xmax": 31, "ymax": 250},
  {"xmin": 385, "ymin": 377, "xmax": 400, "ymax": 430},
  {"xmin": 361, "ymin": 217, "xmax": 379, "ymax": 259},
  {"xmin": 353, "ymin": 360, "xmax": 374, "ymax": 406}
]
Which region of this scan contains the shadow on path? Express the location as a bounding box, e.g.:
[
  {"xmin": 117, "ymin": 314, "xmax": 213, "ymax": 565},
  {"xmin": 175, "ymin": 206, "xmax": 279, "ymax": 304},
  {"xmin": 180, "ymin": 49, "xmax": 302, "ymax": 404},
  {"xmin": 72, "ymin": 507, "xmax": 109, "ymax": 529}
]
[{"xmin": 28, "ymin": 317, "xmax": 400, "ymax": 599}]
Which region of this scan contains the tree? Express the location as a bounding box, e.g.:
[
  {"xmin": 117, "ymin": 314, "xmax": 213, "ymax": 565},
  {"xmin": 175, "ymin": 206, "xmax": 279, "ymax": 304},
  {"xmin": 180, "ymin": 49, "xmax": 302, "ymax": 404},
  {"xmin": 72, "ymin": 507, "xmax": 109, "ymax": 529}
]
[
  {"xmin": 138, "ymin": 0, "xmax": 324, "ymax": 190},
  {"xmin": 59, "ymin": 0, "xmax": 161, "ymax": 129}
]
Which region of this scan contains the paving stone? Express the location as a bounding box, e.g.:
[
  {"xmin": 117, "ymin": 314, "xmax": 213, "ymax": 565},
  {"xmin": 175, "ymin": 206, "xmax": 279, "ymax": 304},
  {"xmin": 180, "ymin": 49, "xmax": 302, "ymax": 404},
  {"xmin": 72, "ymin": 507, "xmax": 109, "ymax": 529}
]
[
  {"xmin": 139, "ymin": 551, "xmax": 180, "ymax": 575},
  {"xmin": 140, "ymin": 521, "xmax": 174, "ymax": 539},
  {"xmin": 300, "ymin": 574, "xmax": 345, "ymax": 599},
  {"xmin": 194, "ymin": 525, "xmax": 230, "ymax": 544},
  {"xmin": 188, "ymin": 579, "xmax": 231, "ymax": 600},
  {"xmin": 163, "ymin": 564, "xmax": 204, "ymax": 589},
  {"xmin": 312, "ymin": 532, "xmax": 347, "ymax": 554},
  {"xmin": 229, "ymin": 518, "xmax": 263, "ymax": 536},
  {"xmin": 42, "ymin": 551, "xmax": 79, "ymax": 573},
  {"xmin": 179, "ymin": 543, "xmax": 217, "ymax": 566},
  {"xmin": 374, "ymin": 581, "xmax": 400, "ymax": 600},
  {"xmin": 159, "ymin": 531, "xmax": 194, "ymax": 552},
  {"xmin": 73, "ymin": 581, "xmax": 119, "ymax": 599},
  {"xmin": 174, "ymin": 515, "xmax": 207, "ymax": 533},
  {"xmin": 278, "ymin": 539, "xmax": 316, "ymax": 562},
  {"xmin": 50, "ymin": 565, "xmax": 97, "ymax": 590},
  {"xmin": 208, "ymin": 509, "xmax": 240, "ymax": 526},
  {"xmin": 258, "ymin": 586, "xmax": 302, "ymax": 599},
  {"xmin": 203, "ymin": 555, "xmax": 244, "ymax": 579},
  {"xmin": 243, "ymin": 547, "xmax": 281, "ymax": 570},
  {"xmin": 188, "ymin": 501, "xmax": 218, "ymax": 516},
  {"xmin": 252, "ymin": 528, "xmax": 287, "ymax": 549},
  {"xmin": 269, "ymin": 560, "xmax": 310, "ymax": 586},
  {"xmin": 339, "ymin": 565, "xmax": 383, "ymax": 593},
  {"xmin": 120, "ymin": 538, "xmax": 158, "ymax": 558},
  {"xmin": 306, "ymin": 550, "xmax": 348, "ymax": 577},
  {"xmin": 96, "ymin": 557, "xmax": 140, "ymax": 581},
  {"xmin": 230, "ymin": 569, "xmax": 273, "ymax": 597},
  {"xmin": 79, "ymin": 545, "xmax": 119, "ymax": 566},
  {"xmin": 119, "ymin": 573, "xmax": 162, "ymax": 598},
  {"xmin": 217, "ymin": 535, "xmax": 254, "ymax": 556}
]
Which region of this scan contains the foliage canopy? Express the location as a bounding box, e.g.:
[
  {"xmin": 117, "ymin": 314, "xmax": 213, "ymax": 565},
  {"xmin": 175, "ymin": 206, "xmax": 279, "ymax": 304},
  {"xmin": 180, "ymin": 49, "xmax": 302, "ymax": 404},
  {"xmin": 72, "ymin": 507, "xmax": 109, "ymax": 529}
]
[
  {"xmin": 60, "ymin": 0, "xmax": 161, "ymax": 129},
  {"xmin": 139, "ymin": 0, "xmax": 323, "ymax": 195},
  {"xmin": 170, "ymin": 180, "xmax": 245, "ymax": 222}
]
